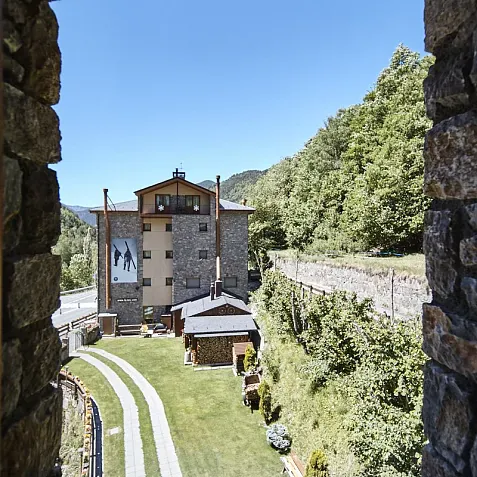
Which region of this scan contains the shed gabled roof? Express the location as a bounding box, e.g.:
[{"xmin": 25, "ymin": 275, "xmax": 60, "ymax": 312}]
[
  {"xmin": 171, "ymin": 292, "xmax": 251, "ymax": 317},
  {"xmin": 183, "ymin": 315, "xmax": 257, "ymax": 335},
  {"xmin": 134, "ymin": 177, "xmax": 215, "ymax": 197}
]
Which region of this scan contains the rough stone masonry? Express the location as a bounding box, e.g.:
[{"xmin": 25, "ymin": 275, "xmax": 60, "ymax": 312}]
[
  {"xmin": 2, "ymin": 0, "xmax": 63, "ymax": 475},
  {"xmin": 422, "ymin": 1, "xmax": 477, "ymax": 476}
]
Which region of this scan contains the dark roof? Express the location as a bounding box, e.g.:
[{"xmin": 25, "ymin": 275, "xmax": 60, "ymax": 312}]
[
  {"xmin": 183, "ymin": 315, "xmax": 257, "ymax": 335},
  {"xmin": 171, "ymin": 293, "xmax": 251, "ymax": 317},
  {"xmin": 90, "ymin": 199, "xmax": 138, "ymax": 213},
  {"xmin": 90, "ymin": 198, "xmax": 253, "ymax": 213}
]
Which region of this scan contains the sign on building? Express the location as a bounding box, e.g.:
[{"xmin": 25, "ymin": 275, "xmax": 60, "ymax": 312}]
[{"xmin": 111, "ymin": 238, "xmax": 137, "ymax": 283}]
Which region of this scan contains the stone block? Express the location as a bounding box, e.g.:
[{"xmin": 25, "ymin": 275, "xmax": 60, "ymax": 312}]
[
  {"xmin": 21, "ymin": 325, "xmax": 61, "ymax": 398},
  {"xmin": 424, "ymin": 0, "xmax": 477, "ymax": 54},
  {"xmin": 423, "ymin": 304, "xmax": 477, "ymax": 380},
  {"xmin": 423, "ymin": 210, "xmax": 458, "ymax": 299},
  {"xmin": 424, "ymin": 49, "xmax": 473, "ymax": 123},
  {"xmin": 460, "ymin": 236, "xmax": 477, "ymax": 266},
  {"xmin": 1, "ymin": 385, "xmax": 62, "ymax": 477},
  {"xmin": 18, "ymin": 162, "xmax": 60, "ymax": 253},
  {"xmin": 421, "ymin": 444, "xmax": 462, "ymax": 477},
  {"xmin": 465, "ymin": 204, "xmax": 477, "ymax": 231},
  {"xmin": 4, "ymin": 55, "xmax": 25, "ymax": 85},
  {"xmin": 4, "ymin": 0, "xmax": 27, "ymax": 24},
  {"xmin": 5, "ymin": 253, "xmax": 61, "ymax": 329},
  {"xmin": 2, "ymin": 339, "xmax": 22, "ymax": 420},
  {"xmin": 462, "ymin": 277, "xmax": 477, "ymax": 317},
  {"xmin": 4, "ymin": 83, "xmax": 61, "ymax": 164},
  {"xmin": 423, "ymin": 361, "xmax": 476, "ymax": 473},
  {"xmin": 3, "ymin": 18, "xmax": 22, "ymax": 53},
  {"xmin": 4, "ymin": 156, "xmax": 23, "ymax": 253},
  {"xmin": 424, "ymin": 111, "xmax": 477, "ymax": 199},
  {"xmin": 17, "ymin": 1, "xmax": 61, "ymax": 105}
]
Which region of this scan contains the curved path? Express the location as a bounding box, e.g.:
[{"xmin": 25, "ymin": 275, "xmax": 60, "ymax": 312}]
[
  {"xmin": 85, "ymin": 348, "xmax": 182, "ymax": 477},
  {"xmin": 73, "ymin": 352, "xmax": 146, "ymax": 477}
]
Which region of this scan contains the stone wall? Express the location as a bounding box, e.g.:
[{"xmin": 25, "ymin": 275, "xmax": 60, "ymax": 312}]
[
  {"xmin": 422, "ymin": 2, "xmax": 477, "ymax": 476},
  {"xmin": 2, "ymin": 0, "xmax": 63, "ymax": 475},
  {"xmin": 97, "ymin": 212, "xmax": 143, "ymax": 324},
  {"xmin": 274, "ymin": 256, "xmax": 430, "ymax": 319},
  {"xmin": 220, "ymin": 212, "xmax": 249, "ymax": 301},
  {"xmin": 172, "ymin": 201, "xmax": 216, "ymax": 303}
]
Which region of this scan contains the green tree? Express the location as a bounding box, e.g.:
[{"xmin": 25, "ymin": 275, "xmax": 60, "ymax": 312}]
[
  {"xmin": 305, "ymin": 450, "xmax": 329, "ymax": 477},
  {"xmin": 243, "ymin": 344, "xmax": 257, "ymax": 372}
]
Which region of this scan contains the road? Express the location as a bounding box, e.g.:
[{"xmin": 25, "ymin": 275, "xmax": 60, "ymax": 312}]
[{"xmin": 52, "ymin": 289, "xmax": 97, "ymax": 327}]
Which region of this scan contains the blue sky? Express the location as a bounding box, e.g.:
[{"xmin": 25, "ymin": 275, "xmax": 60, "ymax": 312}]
[{"xmin": 51, "ymin": 0, "xmax": 426, "ymax": 207}]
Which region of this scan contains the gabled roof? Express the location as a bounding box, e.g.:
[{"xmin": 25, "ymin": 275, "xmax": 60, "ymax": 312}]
[
  {"xmin": 134, "ymin": 177, "xmax": 215, "ymax": 197},
  {"xmin": 90, "ymin": 199, "xmax": 138, "ymax": 213},
  {"xmin": 183, "ymin": 315, "xmax": 257, "ymax": 335},
  {"xmin": 171, "ymin": 292, "xmax": 251, "ymax": 317},
  {"xmin": 219, "ymin": 199, "xmax": 255, "ymax": 213}
]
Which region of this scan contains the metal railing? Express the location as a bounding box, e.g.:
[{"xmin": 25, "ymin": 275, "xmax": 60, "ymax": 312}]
[
  {"xmin": 142, "ymin": 196, "xmax": 211, "ymax": 215},
  {"xmin": 58, "ymin": 313, "xmax": 97, "ymax": 339},
  {"xmin": 60, "ymin": 285, "xmax": 95, "ymax": 296}
]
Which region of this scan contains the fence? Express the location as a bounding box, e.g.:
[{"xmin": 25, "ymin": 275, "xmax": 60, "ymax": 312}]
[
  {"xmin": 60, "ymin": 285, "xmax": 95, "ymax": 296},
  {"xmin": 58, "ymin": 313, "xmax": 97, "ymax": 340}
]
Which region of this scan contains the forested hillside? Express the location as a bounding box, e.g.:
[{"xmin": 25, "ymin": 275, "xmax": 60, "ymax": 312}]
[
  {"xmin": 53, "ymin": 207, "xmax": 97, "ymax": 290},
  {"xmin": 199, "ymin": 169, "xmax": 265, "ymax": 203},
  {"xmin": 249, "ymin": 46, "xmax": 432, "ymax": 264}
]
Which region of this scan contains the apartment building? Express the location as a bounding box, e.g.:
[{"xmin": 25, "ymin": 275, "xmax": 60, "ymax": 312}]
[{"xmin": 91, "ymin": 170, "xmax": 254, "ymax": 326}]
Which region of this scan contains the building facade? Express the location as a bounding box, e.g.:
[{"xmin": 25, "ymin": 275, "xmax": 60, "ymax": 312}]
[{"xmin": 92, "ymin": 171, "xmax": 254, "ymax": 325}]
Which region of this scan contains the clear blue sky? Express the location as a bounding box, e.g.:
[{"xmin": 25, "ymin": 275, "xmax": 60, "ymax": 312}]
[{"xmin": 51, "ymin": 0, "xmax": 426, "ymax": 207}]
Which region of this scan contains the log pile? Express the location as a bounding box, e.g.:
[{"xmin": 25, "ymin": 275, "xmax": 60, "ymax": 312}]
[{"xmin": 196, "ymin": 335, "xmax": 249, "ymax": 365}]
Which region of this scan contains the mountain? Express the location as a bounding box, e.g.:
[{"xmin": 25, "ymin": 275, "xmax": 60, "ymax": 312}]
[
  {"xmin": 198, "ymin": 170, "xmax": 266, "ymax": 203},
  {"xmin": 62, "ymin": 204, "xmax": 96, "ymax": 227}
]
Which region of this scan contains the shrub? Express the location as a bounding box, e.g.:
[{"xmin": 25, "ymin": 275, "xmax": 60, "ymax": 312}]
[
  {"xmin": 266, "ymin": 424, "xmax": 291, "ymax": 453},
  {"xmin": 243, "ymin": 344, "xmax": 257, "ymax": 372},
  {"xmin": 305, "ymin": 450, "xmax": 329, "ymax": 477},
  {"xmin": 258, "ymin": 380, "xmax": 273, "ymax": 424}
]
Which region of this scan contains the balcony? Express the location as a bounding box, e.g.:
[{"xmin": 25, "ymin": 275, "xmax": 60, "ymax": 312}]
[{"xmin": 142, "ymin": 195, "xmax": 210, "ymax": 215}]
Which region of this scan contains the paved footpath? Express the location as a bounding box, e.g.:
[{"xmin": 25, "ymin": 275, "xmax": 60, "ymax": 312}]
[
  {"xmin": 73, "ymin": 352, "xmax": 146, "ymax": 477},
  {"xmin": 86, "ymin": 348, "xmax": 183, "ymax": 477}
]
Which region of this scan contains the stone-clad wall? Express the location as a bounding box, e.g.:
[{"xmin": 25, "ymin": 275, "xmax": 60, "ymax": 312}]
[
  {"xmin": 97, "ymin": 212, "xmax": 143, "ymax": 324},
  {"xmin": 422, "ymin": 2, "xmax": 477, "ymax": 476},
  {"xmin": 2, "ymin": 0, "xmax": 63, "ymax": 475},
  {"xmin": 172, "ymin": 201, "xmax": 217, "ymax": 303},
  {"xmin": 220, "ymin": 212, "xmax": 249, "ymax": 301},
  {"xmin": 275, "ymin": 257, "xmax": 430, "ymax": 319}
]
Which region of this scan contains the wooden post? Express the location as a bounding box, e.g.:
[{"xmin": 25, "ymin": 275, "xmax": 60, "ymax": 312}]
[
  {"xmin": 104, "ymin": 189, "xmax": 111, "ymax": 309},
  {"xmin": 390, "ymin": 268, "xmax": 395, "ymax": 324}
]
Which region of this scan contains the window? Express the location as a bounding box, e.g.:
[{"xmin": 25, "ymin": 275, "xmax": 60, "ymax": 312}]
[
  {"xmin": 165, "ymin": 223, "xmax": 172, "ymax": 232},
  {"xmin": 156, "ymin": 194, "xmax": 171, "ymax": 212},
  {"xmin": 165, "ymin": 250, "xmax": 173, "ymax": 259},
  {"xmin": 143, "ymin": 306, "xmax": 154, "ymax": 322},
  {"xmin": 186, "ymin": 277, "xmax": 200, "ymax": 289},
  {"xmin": 199, "ymin": 223, "xmax": 208, "ymax": 232},
  {"xmin": 143, "ymin": 250, "xmax": 151, "ymax": 259},
  {"xmin": 199, "ymin": 250, "xmax": 208, "ymax": 260},
  {"xmin": 185, "ymin": 195, "xmax": 200, "ymax": 212},
  {"xmin": 165, "ymin": 277, "xmax": 173, "ymax": 286},
  {"xmin": 224, "ymin": 276, "xmax": 237, "ymax": 288},
  {"xmin": 143, "ymin": 278, "xmax": 152, "ymax": 286},
  {"xmin": 143, "ymin": 223, "xmax": 151, "ymax": 231}
]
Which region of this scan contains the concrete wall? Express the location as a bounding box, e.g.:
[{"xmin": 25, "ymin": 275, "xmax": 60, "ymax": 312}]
[
  {"xmin": 422, "ymin": 2, "xmax": 477, "ymax": 475},
  {"xmin": 97, "ymin": 212, "xmax": 143, "ymax": 324},
  {"xmin": 2, "ymin": 1, "xmax": 63, "ymax": 475},
  {"xmin": 274, "ymin": 256, "xmax": 430, "ymax": 319}
]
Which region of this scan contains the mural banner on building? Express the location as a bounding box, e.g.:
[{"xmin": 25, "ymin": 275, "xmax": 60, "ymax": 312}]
[{"xmin": 111, "ymin": 238, "xmax": 137, "ymax": 283}]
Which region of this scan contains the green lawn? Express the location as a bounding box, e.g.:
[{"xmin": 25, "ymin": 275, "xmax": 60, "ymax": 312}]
[
  {"xmin": 66, "ymin": 358, "xmax": 125, "ymax": 477},
  {"xmin": 88, "ymin": 353, "xmax": 160, "ymax": 476},
  {"xmin": 91, "ymin": 337, "xmax": 283, "ymax": 477},
  {"xmin": 274, "ymin": 249, "xmax": 426, "ymax": 278}
]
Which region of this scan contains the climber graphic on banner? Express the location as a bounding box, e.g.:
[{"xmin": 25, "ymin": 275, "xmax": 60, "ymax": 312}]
[{"xmin": 111, "ymin": 238, "xmax": 137, "ymax": 283}]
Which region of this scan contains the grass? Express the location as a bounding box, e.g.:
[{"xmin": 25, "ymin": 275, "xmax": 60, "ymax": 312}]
[
  {"xmin": 87, "ymin": 353, "xmax": 160, "ymax": 476},
  {"xmin": 66, "ymin": 358, "xmax": 125, "ymax": 477},
  {"xmin": 273, "ymin": 249, "xmax": 426, "ymax": 278},
  {"xmin": 91, "ymin": 337, "xmax": 283, "ymax": 477}
]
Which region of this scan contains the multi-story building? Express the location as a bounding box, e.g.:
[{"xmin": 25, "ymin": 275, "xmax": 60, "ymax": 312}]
[{"xmin": 91, "ymin": 170, "xmax": 254, "ymax": 327}]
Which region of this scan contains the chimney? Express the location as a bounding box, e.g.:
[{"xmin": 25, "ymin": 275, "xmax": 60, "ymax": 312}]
[
  {"xmin": 215, "ymin": 175, "xmax": 221, "ymax": 281},
  {"xmin": 241, "ymin": 198, "xmax": 247, "ymax": 206},
  {"xmin": 210, "ymin": 282, "xmax": 215, "ymax": 300},
  {"xmin": 215, "ymin": 279, "xmax": 222, "ymax": 298}
]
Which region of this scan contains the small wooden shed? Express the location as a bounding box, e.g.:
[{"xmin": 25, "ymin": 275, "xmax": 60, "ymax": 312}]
[{"xmin": 233, "ymin": 341, "xmax": 254, "ymax": 374}]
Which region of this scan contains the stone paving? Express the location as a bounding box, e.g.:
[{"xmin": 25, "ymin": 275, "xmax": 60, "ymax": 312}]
[
  {"xmin": 73, "ymin": 352, "xmax": 146, "ymax": 477},
  {"xmin": 86, "ymin": 348, "xmax": 183, "ymax": 477}
]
